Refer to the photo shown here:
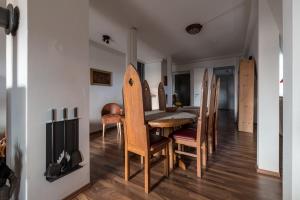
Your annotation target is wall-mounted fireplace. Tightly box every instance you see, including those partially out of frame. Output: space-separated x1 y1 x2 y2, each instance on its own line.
45 108 83 182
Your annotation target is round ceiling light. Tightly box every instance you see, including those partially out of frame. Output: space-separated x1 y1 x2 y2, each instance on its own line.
185 23 203 35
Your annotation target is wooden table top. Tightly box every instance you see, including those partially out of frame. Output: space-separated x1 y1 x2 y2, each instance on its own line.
145 110 197 128
177 106 200 115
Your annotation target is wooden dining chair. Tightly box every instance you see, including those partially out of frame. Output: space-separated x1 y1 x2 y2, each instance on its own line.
143 80 152 111
123 64 170 193
101 103 122 138
208 75 217 154
170 69 209 178
214 78 221 149
158 82 167 111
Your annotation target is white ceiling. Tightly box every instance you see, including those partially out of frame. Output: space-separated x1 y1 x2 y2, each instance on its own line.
89 0 251 64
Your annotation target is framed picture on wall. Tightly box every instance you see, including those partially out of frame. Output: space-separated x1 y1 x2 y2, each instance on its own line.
90 68 112 86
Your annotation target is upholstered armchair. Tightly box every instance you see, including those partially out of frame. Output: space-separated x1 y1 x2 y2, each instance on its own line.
101 103 122 138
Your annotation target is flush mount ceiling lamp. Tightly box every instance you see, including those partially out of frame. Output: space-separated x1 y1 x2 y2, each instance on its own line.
185 23 203 35
102 35 111 44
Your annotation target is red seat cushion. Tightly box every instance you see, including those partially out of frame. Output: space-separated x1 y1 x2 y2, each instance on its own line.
150 134 170 151
101 114 121 124
171 128 197 141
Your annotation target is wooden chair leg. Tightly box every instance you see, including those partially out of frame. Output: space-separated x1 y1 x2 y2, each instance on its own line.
178 144 182 157
164 145 169 177
169 140 174 170
197 146 202 178
202 144 207 169
119 123 122 136
208 135 213 154
116 123 119 135
125 150 130 181
144 154 150 193
102 123 106 138
117 123 121 136
215 130 218 149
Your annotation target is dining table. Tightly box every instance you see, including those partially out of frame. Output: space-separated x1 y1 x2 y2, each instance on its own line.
177 106 200 115
145 109 198 169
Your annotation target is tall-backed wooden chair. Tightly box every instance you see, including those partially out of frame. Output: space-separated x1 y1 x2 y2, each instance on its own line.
214 78 221 148
170 69 209 178
123 64 170 193
158 82 167 111
208 75 217 154
143 80 152 111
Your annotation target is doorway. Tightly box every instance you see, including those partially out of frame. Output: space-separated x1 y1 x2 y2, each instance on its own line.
214 66 235 110
173 73 191 106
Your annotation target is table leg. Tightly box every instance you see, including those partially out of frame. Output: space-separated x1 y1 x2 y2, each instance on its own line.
160 127 175 171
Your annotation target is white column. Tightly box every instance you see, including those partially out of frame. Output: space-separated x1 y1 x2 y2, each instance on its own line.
283 0 300 199
126 27 137 68
145 61 163 110
166 56 173 106
6 1 28 199
257 0 279 174
0 1 6 134
6 0 90 199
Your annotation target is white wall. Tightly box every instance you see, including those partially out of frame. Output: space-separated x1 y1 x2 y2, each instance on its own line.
247 23 258 60
174 56 240 118
267 0 283 36
244 0 258 59
6 0 28 198
0 0 6 134
145 61 162 110
7 0 90 199
257 0 280 173
245 0 258 125
89 40 125 133
283 0 300 199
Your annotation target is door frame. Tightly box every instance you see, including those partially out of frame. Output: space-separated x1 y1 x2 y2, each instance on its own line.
213 66 238 120
172 71 192 106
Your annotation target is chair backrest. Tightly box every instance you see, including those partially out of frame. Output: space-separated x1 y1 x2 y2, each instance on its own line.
208 75 217 135
196 69 209 143
143 80 152 111
158 82 166 111
101 103 121 116
123 64 149 154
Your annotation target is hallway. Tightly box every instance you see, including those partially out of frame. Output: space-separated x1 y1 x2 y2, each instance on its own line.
74 111 282 200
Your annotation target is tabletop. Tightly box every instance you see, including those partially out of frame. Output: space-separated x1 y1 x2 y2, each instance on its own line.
145 110 197 128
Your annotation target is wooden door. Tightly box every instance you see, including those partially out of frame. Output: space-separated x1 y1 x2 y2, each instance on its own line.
238 59 255 133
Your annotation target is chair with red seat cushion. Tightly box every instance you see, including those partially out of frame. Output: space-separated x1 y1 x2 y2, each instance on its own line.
101 103 122 138
170 128 197 141
123 64 170 193
170 69 209 178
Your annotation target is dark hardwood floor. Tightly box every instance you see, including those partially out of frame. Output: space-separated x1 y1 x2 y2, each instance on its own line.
74 111 282 200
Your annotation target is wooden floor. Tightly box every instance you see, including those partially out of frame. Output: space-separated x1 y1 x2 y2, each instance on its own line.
74 111 282 200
